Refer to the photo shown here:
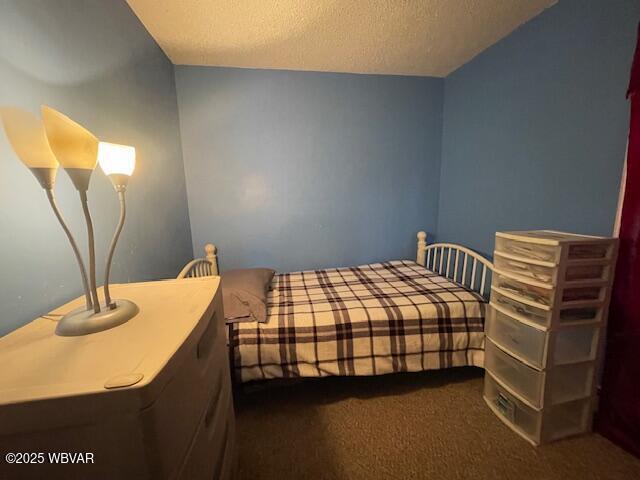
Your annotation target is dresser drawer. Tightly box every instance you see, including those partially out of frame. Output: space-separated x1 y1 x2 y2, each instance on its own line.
485 339 544 407
491 290 603 329
484 372 541 441
495 236 561 263
495 234 611 264
494 272 607 309
491 289 550 327
485 339 595 408
178 370 233 480
486 307 601 369
486 307 547 367
493 253 556 283
493 272 554 307
494 253 609 285
140 307 222 479
484 373 592 445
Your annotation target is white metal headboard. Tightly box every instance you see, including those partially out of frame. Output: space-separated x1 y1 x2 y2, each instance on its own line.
177 244 219 279
178 233 493 298
416 231 494 299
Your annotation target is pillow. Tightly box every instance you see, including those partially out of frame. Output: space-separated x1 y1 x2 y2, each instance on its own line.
221 268 275 323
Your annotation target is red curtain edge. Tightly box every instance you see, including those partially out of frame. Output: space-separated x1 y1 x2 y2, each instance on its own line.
595 21 640 458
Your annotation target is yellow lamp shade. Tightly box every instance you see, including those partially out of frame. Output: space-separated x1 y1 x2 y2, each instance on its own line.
0 107 59 169
41 105 98 170
98 142 136 176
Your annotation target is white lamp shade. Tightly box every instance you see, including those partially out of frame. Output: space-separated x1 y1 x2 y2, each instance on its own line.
41 105 98 170
0 107 59 169
98 142 136 176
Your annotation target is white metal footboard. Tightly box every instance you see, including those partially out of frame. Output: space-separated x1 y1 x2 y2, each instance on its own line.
416 231 494 299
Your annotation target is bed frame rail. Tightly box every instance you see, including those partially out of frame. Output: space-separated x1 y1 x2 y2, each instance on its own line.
416 231 493 299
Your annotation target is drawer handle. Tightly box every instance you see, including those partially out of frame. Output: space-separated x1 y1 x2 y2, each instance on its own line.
507 334 520 345
495 393 515 422
197 312 216 360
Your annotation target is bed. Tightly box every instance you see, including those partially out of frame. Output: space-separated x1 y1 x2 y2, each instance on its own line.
181 232 494 383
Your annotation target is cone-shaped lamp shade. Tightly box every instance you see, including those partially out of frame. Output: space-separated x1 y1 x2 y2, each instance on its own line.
41 105 98 191
0 107 59 188
98 142 136 176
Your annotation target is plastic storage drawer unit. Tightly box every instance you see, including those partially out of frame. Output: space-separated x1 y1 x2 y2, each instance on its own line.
485 230 617 446
485 339 595 409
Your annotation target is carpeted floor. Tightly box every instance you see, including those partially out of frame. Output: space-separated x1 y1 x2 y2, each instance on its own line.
234 368 640 480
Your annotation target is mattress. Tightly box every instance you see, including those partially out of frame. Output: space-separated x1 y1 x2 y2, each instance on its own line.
229 260 487 383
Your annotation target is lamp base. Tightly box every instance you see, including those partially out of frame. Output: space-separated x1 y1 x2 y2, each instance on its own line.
55 299 139 337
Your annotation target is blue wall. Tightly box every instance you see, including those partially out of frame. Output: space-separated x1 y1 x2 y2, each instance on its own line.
176 67 443 272
3 0 637 336
0 1 193 335
438 0 640 257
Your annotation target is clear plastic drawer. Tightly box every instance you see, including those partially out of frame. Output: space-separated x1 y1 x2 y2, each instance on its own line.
494 254 609 285
491 290 603 328
484 373 540 441
484 373 592 445
485 340 595 408
495 233 613 264
494 272 606 308
493 272 554 306
494 254 556 283
495 237 560 263
485 307 600 368
485 340 544 406
486 307 547 367
491 290 551 327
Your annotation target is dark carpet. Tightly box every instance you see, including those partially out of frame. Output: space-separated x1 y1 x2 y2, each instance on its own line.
235 368 640 480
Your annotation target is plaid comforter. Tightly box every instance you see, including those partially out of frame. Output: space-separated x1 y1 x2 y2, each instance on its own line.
230 260 487 383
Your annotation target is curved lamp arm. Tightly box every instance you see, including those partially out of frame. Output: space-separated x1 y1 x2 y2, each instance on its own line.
45 189 93 311
103 190 126 309
79 190 101 313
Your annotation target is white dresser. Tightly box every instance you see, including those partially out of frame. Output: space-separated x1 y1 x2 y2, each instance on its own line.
483 230 617 445
0 277 235 479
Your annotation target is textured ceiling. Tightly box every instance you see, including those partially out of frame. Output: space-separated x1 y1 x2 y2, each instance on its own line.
126 0 556 77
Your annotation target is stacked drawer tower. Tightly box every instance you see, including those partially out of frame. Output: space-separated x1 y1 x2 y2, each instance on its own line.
483 230 618 445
